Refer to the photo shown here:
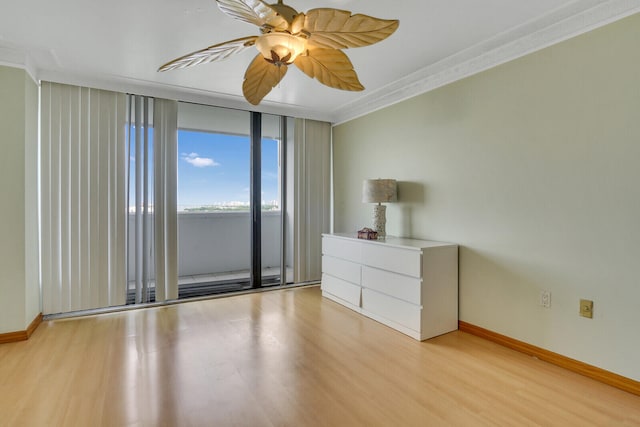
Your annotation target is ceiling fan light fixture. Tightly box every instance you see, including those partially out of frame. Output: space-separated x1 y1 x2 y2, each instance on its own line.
159 0 399 105
255 32 307 65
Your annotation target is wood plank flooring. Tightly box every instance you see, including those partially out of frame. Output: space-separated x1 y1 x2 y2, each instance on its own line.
1 285 639 426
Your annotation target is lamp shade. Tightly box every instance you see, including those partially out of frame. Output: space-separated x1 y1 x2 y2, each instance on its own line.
255 32 308 65
362 179 397 203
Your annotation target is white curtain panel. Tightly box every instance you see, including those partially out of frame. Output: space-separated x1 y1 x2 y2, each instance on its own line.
153 99 179 301
40 82 127 314
293 118 331 283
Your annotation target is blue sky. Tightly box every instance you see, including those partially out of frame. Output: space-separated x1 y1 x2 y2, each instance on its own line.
177 130 279 209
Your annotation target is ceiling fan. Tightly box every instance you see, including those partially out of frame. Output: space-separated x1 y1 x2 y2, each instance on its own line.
158 0 399 105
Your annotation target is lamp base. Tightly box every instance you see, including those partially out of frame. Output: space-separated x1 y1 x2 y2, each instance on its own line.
372 204 387 238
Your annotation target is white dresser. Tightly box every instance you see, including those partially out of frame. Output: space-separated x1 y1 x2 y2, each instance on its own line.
321 233 458 340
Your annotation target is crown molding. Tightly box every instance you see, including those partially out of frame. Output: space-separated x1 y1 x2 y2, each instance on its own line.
0 49 38 84
331 0 640 125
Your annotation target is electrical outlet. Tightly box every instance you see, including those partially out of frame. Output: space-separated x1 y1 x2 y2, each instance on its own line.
539 290 551 308
580 299 593 318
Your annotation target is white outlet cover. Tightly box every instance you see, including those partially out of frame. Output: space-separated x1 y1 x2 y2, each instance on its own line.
540 290 551 308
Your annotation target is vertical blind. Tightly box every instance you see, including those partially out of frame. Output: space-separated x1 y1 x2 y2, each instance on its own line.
128 95 154 304
40 81 328 314
152 98 179 301
40 82 127 314
127 96 178 304
293 118 332 283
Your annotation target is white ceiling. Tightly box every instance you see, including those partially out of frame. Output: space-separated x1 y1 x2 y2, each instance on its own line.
1 0 638 123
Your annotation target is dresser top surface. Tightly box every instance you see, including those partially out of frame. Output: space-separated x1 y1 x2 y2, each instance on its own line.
323 233 457 250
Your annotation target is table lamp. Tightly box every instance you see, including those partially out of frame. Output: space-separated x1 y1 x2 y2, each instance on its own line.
362 179 397 238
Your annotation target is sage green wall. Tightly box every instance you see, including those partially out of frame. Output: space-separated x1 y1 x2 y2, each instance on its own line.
0 65 40 333
333 14 640 381
24 68 40 325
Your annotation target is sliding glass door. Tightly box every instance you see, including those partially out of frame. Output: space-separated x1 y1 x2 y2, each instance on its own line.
260 114 294 285
174 103 291 297
125 100 293 303
176 104 249 296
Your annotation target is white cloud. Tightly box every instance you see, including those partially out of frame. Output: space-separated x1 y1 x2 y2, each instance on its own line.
182 152 219 168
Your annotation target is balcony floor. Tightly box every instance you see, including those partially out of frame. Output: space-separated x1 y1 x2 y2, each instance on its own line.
127 267 293 303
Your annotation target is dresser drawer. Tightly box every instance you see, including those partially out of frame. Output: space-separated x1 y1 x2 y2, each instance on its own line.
321 274 361 307
322 236 362 264
323 255 361 285
361 288 421 332
361 266 421 304
361 244 421 277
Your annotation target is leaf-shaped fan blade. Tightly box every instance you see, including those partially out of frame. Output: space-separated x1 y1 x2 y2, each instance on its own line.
158 36 258 71
290 13 306 35
304 9 399 50
243 54 288 105
294 48 364 91
216 0 288 31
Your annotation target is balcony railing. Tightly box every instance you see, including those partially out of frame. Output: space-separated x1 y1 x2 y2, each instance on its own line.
127 211 286 285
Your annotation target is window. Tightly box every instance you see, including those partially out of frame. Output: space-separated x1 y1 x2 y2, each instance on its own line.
176 130 281 213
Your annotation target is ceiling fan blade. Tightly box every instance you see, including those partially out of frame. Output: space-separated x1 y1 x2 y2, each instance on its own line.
304 9 399 49
158 36 258 71
294 48 364 92
290 12 306 35
216 0 288 31
243 54 288 105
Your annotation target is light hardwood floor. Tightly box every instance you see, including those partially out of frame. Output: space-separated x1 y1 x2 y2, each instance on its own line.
1 286 639 426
